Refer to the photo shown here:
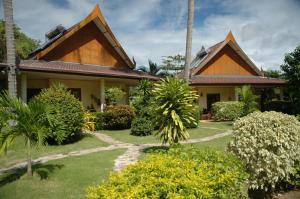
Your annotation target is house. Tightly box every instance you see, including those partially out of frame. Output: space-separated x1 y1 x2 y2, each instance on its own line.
0 5 157 111
189 31 285 112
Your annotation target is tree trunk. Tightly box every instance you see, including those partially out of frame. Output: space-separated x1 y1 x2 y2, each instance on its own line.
184 0 194 81
3 0 17 97
27 138 33 177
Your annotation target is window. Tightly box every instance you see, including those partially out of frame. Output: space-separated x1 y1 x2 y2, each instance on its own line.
68 88 81 101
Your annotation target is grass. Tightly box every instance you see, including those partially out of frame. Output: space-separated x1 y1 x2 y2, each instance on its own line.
100 121 232 145
0 134 108 168
0 149 124 199
192 135 233 151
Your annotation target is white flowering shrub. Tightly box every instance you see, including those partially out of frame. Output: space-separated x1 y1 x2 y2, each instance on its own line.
228 111 300 190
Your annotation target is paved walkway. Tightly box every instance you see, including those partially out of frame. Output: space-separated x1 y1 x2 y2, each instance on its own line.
0 130 232 174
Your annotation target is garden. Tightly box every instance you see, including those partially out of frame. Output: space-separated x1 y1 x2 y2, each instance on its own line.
0 77 299 199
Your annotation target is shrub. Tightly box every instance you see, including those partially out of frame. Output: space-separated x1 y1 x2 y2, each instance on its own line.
102 105 135 130
264 100 293 114
94 112 104 131
130 117 154 136
212 101 244 121
153 77 198 144
288 159 300 188
87 146 248 199
34 84 84 144
105 87 125 105
228 111 300 191
185 104 202 128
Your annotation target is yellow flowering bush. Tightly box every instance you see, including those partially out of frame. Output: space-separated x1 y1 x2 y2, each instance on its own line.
228 111 300 191
86 147 248 199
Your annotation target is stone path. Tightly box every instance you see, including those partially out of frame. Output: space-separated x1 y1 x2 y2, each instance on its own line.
0 130 232 175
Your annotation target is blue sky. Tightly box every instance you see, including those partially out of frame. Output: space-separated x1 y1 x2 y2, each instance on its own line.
1 0 300 70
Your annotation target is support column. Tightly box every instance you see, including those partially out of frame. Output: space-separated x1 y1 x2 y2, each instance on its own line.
100 79 105 112
234 86 239 101
21 73 27 102
279 87 284 100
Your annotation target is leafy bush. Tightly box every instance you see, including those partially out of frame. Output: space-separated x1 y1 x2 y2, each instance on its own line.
103 105 135 130
288 159 300 188
87 146 248 199
130 117 154 136
153 77 198 144
228 111 300 191
34 84 84 144
264 100 293 114
185 104 202 128
82 111 96 132
105 87 125 105
94 112 104 131
212 101 244 121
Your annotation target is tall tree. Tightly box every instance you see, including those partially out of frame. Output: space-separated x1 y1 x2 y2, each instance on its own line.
3 0 17 96
0 92 49 177
281 45 300 114
184 0 194 81
161 54 185 75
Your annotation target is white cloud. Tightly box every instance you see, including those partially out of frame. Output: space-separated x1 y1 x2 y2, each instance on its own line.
1 0 299 70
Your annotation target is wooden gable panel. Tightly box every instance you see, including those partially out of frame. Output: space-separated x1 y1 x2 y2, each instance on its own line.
42 22 127 68
197 45 258 76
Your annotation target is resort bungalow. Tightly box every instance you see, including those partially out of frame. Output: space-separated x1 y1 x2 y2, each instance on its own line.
189 32 285 112
0 5 157 111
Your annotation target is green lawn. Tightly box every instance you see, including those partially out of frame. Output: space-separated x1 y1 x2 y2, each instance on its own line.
0 149 124 199
100 121 232 145
0 134 108 168
192 135 233 151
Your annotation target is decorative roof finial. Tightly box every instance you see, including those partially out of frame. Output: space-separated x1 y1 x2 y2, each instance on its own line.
225 30 236 43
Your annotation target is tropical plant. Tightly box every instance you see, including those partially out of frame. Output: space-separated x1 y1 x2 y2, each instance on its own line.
228 111 300 192
105 87 125 105
0 92 49 177
153 77 198 144
136 60 163 76
160 54 185 75
236 85 258 116
87 147 248 199
130 116 153 136
34 83 85 144
281 45 300 114
184 0 194 80
82 111 96 132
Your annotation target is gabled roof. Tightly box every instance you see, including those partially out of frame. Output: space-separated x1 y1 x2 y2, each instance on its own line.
30 5 134 68
191 31 263 76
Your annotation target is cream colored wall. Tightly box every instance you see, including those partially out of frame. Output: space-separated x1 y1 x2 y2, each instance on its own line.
196 86 235 109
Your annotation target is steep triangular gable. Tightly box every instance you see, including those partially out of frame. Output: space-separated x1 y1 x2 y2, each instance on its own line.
192 32 262 76
33 5 134 68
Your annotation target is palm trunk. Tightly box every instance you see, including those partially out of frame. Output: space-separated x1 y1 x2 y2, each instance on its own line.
27 138 33 177
3 0 17 96
184 0 194 81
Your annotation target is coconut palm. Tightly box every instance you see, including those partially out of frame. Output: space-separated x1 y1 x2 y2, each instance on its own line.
184 0 194 81
0 92 49 177
236 85 258 116
3 0 17 96
153 77 198 144
136 60 164 76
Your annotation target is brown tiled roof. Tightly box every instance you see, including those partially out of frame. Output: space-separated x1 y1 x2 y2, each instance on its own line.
19 60 159 80
190 75 286 86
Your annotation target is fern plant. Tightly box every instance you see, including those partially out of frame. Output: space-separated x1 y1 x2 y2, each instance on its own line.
153 77 198 144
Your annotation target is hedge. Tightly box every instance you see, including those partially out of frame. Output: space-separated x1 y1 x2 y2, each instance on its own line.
212 101 244 121
102 105 135 130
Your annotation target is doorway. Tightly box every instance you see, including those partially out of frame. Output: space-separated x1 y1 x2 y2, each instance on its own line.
207 93 220 112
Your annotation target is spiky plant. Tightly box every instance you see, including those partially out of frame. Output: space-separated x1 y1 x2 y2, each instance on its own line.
0 92 49 177
236 85 258 116
153 77 198 144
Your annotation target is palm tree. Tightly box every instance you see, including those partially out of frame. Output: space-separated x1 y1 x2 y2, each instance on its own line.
3 0 17 96
137 60 163 76
184 0 194 81
0 92 48 177
236 85 258 116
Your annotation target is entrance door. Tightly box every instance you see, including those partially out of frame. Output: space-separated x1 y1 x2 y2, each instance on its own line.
207 93 220 112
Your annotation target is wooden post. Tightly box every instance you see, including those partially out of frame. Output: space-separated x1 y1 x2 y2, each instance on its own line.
21 73 27 102
100 79 105 112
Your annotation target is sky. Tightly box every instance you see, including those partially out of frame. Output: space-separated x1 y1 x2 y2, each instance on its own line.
0 0 299 70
